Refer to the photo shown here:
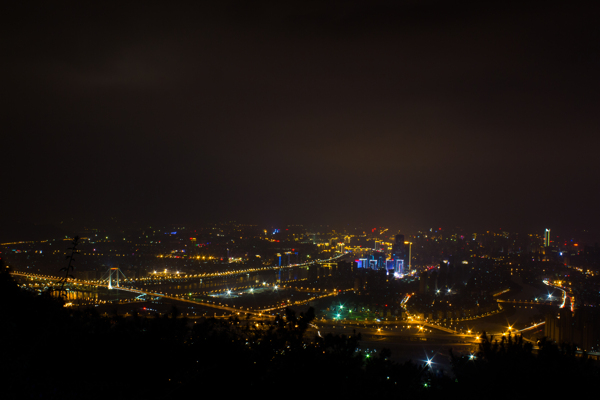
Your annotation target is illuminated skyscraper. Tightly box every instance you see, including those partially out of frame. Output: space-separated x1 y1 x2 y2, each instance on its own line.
391 234 408 274
545 229 551 247
391 234 405 260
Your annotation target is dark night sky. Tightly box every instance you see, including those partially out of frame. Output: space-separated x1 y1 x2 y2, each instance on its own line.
2 1 599 235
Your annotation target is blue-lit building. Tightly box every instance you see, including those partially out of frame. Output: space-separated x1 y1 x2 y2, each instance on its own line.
356 252 386 270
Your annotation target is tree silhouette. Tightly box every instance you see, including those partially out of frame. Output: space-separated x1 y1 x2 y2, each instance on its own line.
58 236 79 290
450 331 600 398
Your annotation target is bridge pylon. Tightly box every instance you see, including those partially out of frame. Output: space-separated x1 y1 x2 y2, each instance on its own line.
101 267 127 289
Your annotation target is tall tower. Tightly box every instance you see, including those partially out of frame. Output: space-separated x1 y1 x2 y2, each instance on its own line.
392 234 405 260
545 229 551 247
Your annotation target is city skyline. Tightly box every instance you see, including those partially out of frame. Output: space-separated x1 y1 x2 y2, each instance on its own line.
1 218 598 247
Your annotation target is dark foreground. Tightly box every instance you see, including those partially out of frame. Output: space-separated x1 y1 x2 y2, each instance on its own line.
1 266 598 400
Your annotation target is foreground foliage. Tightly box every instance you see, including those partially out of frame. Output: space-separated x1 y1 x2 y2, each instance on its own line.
451 331 600 397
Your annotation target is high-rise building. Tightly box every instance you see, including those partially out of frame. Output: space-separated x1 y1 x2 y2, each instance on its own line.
395 259 405 275
387 259 405 275
390 234 409 275
545 229 551 247
391 234 405 260
386 259 395 271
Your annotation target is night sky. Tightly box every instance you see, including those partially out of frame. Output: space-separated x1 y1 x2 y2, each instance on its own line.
3 1 599 235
